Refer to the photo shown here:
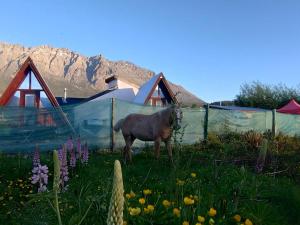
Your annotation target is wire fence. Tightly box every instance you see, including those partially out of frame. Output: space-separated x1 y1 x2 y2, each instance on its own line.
0 98 299 152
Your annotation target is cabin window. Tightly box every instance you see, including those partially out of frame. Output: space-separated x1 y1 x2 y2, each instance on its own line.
19 73 30 89
25 94 36 107
31 73 43 89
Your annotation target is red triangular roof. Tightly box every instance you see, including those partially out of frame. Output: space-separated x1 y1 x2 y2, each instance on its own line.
0 57 59 107
133 72 178 105
277 99 300 114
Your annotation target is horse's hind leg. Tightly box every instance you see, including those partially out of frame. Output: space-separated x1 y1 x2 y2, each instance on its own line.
122 146 126 160
154 138 161 159
124 135 135 163
165 139 174 164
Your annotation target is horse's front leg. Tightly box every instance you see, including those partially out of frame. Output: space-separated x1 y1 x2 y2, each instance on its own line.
124 135 135 163
154 138 161 159
165 139 173 164
122 146 126 161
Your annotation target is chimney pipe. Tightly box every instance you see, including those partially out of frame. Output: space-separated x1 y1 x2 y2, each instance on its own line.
64 88 67 102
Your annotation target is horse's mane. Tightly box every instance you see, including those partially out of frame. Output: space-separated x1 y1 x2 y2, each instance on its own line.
154 106 176 126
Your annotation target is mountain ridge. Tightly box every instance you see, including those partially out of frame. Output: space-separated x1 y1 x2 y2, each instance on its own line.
0 42 205 106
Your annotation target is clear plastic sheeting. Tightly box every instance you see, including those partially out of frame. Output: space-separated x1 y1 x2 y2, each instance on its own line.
72 98 112 149
180 108 205 144
0 106 76 152
1 99 300 153
208 109 273 134
277 112 300 136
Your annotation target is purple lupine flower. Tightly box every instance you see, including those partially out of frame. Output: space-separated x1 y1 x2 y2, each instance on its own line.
31 164 49 192
76 136 82 159
66 136 74 152
81 142 89 164
69 148 76 168
33 145 40 167
58 145 69 190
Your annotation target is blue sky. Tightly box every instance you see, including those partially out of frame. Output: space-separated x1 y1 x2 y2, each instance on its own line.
0 0 300 103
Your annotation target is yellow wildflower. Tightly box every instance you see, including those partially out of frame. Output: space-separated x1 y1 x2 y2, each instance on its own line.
208 208 217 217
233 214 241 222
139 198 146 205
182 221 189 225
125 193 131 199
198 215 205 223
129 190 136 198
173 207 180 217
143 189 152 195
209 218 215 224
147 204 154 211
144 204 154 214
191 172 197 178
245 219 253 225
129 207 141 216
162 200 171 208
176 179 185 186
184 197 194 205
195 223 201 225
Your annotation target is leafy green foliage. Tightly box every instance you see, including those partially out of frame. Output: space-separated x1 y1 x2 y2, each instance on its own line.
234 81 300 109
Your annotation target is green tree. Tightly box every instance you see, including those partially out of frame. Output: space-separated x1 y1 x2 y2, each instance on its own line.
234 81 300 109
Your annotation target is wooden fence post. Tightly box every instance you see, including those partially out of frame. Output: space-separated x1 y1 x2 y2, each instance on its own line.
111 98 115 152
272 109 276 137
204 104 209 142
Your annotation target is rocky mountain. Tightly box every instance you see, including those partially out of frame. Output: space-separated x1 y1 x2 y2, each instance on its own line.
0 42 205 106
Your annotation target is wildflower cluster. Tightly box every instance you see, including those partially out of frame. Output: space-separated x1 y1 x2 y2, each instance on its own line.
81 142 89 164
67 137 76 168
31 146 48 192
31 164 49 192
123 170 255 225
58 145 69 190
66 136 89 166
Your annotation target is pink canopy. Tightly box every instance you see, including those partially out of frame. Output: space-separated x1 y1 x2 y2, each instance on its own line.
277 99 300 115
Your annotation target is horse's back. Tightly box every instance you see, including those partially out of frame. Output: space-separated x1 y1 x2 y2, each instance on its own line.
122 113 156 140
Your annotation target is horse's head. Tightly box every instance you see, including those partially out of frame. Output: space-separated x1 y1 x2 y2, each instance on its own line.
170 105 183 130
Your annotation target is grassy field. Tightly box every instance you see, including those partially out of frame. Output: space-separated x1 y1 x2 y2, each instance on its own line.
0 139 300 225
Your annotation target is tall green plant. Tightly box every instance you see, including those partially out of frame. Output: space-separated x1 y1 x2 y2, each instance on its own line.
53 150 63 225
107 160 124 225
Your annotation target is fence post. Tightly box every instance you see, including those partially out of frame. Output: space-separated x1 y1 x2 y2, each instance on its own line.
272 109 276 137
204 104 209 142
111 98 115 152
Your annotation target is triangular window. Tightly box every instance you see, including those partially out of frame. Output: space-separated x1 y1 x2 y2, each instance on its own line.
31 71 42 89
19 72 30 89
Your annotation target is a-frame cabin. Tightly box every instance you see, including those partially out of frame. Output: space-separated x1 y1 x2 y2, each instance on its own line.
0 57 63 126
133 73 178 106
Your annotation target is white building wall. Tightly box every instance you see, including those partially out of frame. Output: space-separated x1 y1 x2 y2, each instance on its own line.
117 80 139 95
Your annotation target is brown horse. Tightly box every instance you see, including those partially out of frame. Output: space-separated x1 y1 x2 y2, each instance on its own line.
114 105 182 163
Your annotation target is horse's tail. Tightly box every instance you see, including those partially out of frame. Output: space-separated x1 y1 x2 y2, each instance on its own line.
114 119 125 132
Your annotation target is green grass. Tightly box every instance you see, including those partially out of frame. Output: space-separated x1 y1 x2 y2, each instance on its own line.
0 147 300 225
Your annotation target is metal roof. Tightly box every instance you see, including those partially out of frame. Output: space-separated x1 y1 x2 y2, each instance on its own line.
209 105 270 112
133 74 161 104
